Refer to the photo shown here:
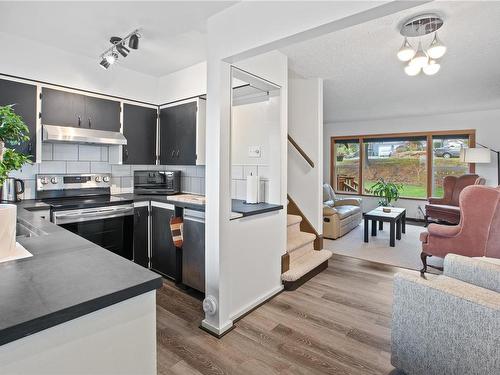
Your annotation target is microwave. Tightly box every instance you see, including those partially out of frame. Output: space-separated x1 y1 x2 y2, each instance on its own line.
134 170 181 195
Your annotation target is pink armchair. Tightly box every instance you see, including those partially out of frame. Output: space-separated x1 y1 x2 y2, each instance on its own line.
420 185 500 273
425 174 485 225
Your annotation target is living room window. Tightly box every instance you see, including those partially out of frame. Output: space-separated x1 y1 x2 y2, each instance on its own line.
331 130 475 199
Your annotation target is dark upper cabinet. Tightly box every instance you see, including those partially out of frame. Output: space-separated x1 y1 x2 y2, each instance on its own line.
123 104 157 165
159 99 205 165
42 88 120 131
150 204 176 279
41 88 85 127
133 205 149 268
0 78 37 159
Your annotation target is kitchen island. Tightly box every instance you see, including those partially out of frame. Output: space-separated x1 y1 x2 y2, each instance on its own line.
0 203 162 374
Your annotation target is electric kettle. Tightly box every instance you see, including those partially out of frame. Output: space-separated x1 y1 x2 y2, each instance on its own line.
1 178 24 202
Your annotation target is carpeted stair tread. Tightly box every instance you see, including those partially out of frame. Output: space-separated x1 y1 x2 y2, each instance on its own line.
287 231 316 253
287 214 302 227
282 250 333 282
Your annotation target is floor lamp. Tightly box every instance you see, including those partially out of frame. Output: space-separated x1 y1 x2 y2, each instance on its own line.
460 144 500 185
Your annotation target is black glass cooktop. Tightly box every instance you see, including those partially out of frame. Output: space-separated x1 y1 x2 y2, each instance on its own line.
43 195 133 210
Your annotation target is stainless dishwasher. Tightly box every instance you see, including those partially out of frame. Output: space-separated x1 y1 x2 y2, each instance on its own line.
182 209 205 293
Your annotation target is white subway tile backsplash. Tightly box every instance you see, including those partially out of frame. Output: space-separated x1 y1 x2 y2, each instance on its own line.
78 145 102 161
181 176 190 193
100 147 109 162
231 180 237 198
53 144 78 161
196 166 205 178
121 176 133 189
90 162 112 173
20 179 36 200
66 161 91 174
232 165 243 179
190 177 202 194
257 165 270 180
243 165 257 178
9 162 39 179
110 177 121 194
235 180 246 200
39 161 66 174
111 164 131 176
184 166 197 177
42 143 53 161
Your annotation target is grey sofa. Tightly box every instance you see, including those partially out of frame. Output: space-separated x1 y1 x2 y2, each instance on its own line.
391 254 500 375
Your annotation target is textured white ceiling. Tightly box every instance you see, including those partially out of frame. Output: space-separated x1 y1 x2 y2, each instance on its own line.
0 1 236 77
280 1 500 123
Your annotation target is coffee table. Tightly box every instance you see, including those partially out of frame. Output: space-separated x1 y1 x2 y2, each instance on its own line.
363 207 406 247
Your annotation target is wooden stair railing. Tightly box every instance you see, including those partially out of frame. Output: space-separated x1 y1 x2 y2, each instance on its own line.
288 135 314 168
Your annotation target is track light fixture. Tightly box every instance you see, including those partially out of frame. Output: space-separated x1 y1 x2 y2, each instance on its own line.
397 14 446 77
98 29 141 70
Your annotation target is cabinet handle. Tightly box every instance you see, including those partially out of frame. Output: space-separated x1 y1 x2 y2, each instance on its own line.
124 147 129 160
78 116 81 127
176 150 180 158
88 118 91 128
171 150 175 158
28 142 33 154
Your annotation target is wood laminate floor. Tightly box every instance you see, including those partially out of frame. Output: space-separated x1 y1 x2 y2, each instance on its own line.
156 254 405 375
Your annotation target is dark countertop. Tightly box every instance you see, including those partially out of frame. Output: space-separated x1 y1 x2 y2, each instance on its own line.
114 193 283 218
0 201 162 346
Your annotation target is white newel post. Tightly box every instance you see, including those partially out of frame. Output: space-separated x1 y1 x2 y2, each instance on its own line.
0 204 16 259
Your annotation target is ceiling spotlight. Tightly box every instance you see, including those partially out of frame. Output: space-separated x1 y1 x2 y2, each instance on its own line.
128 33 139 49
427 32 447 59
423 59 441 75
99 58 110 70
116 43 130 57
397 37 415 62
404 63 421 76
409 41 428 69
105 52 118 65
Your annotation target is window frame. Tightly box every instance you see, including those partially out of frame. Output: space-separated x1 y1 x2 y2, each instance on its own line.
330 129 476 200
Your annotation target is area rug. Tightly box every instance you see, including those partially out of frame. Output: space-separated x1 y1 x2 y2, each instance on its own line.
324 222 443 272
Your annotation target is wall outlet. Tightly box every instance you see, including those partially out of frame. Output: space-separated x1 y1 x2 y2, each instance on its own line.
248 146 262 158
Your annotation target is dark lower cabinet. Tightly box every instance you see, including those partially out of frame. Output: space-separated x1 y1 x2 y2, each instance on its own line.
123 104 157 164
133 205 149 268
150 204 176 279
182 210 205 292
0 78 37 159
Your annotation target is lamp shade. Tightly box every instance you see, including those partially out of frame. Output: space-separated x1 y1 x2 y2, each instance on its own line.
460 148 491 163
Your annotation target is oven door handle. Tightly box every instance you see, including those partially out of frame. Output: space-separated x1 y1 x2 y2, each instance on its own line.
53 206 134 225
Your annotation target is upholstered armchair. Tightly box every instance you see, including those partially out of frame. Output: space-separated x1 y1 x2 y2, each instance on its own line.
425 174 485 225
323 184 362 239
420 185 500 272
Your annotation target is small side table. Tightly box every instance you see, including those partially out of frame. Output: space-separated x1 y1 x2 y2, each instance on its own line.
363 207 406 247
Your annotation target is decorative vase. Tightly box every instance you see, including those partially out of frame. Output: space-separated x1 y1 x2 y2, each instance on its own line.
0 204 16 259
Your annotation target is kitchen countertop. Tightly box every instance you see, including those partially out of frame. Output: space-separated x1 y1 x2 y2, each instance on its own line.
114 193 283 218
0 201 162 346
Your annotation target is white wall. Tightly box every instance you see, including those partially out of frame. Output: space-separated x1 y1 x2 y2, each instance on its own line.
288 77 323 233
324 108 500 218
156 62 207 104
0 32 157 103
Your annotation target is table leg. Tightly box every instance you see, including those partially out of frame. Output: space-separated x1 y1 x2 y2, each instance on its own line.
364 218 369 243
396 219 402 240
402 212 406 234
379 221 384 230
371 220 377 236
390 221 396 247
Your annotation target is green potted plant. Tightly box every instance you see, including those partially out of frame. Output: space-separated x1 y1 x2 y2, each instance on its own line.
0 104 31 186
366 178 403 207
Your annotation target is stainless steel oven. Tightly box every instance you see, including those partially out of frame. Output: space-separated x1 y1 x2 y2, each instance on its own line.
36 173 135 261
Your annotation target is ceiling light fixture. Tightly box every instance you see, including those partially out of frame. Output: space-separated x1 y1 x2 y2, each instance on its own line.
398 14 446 77
98 29 141 70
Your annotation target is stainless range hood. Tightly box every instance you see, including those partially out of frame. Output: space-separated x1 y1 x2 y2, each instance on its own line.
42 124 127 145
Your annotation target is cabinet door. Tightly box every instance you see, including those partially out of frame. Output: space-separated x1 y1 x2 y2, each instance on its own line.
133 206 149 268
41 88 85 127
123 104 157 165
182 214 205 292
0 79 37 158
84 96 121 131
150 205 176 278
175 102 197 165
159 107 178 165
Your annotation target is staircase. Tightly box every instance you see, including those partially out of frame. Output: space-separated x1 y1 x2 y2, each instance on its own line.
282 214 332 290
